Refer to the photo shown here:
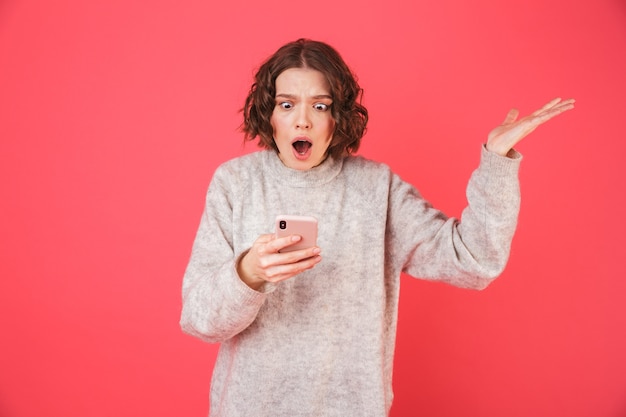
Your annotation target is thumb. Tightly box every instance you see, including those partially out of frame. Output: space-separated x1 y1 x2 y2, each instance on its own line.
502 108 520 125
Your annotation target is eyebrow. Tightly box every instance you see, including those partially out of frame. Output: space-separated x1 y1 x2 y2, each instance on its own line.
275 93 333 100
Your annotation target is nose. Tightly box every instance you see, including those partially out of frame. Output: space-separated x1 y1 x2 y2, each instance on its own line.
295 107 311 129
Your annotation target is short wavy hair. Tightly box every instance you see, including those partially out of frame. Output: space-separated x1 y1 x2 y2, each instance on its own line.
242 39 368 160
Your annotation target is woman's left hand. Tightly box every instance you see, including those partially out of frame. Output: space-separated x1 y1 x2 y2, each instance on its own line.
487 98 575 156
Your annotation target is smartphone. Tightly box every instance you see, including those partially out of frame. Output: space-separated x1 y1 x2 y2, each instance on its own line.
275 215 318 253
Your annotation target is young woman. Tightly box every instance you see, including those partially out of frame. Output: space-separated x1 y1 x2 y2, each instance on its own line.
180 38 574 417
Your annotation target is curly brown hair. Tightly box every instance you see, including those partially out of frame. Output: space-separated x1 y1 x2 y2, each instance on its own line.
242 39 368 160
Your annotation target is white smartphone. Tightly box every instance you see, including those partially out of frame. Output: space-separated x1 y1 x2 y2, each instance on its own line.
275 215 318 253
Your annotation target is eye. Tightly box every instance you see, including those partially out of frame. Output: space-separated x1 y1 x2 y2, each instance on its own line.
279 102 293 110
314 103 329 111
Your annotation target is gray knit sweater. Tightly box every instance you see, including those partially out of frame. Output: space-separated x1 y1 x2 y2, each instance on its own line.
180 146 521 417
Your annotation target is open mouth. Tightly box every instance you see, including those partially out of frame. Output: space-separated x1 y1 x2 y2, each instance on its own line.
292 140 312 155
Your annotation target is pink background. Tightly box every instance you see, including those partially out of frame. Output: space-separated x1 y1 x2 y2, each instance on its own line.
1 0 625 416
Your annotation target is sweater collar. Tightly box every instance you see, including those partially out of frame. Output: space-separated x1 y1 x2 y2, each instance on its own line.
262 150 343 187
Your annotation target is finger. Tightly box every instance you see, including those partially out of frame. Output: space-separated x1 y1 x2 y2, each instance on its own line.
529 100 576 125
531 97 575 117
558 98 576 106
502 108 519 125
539 97 562 110
257 241 314 272
255 234 275 244
269 234 303 253
264 254 322 283
253 234 280 256
550 98 576 113
282 246 321 262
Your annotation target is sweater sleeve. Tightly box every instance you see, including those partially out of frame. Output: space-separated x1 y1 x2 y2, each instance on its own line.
391 145 522 289
179 165 268 343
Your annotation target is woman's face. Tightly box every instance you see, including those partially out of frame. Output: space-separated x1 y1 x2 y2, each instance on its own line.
270 68 336 170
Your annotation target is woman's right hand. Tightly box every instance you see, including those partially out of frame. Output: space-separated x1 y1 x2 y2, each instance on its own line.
236 234 322 290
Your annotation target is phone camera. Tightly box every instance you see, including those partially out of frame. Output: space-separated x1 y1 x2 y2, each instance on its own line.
279 220 287 230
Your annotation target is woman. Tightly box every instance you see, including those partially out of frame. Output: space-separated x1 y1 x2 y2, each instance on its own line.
180 38 574 416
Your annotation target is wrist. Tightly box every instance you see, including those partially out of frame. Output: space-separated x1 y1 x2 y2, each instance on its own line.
485 142 513 158
236 250 265 291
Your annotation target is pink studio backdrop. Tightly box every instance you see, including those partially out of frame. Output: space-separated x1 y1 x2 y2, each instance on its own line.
1 0 625 416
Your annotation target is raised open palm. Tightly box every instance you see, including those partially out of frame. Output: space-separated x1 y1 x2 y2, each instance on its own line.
487 98 575 156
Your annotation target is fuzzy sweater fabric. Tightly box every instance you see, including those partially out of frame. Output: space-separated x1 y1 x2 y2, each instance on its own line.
180 146 522 417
